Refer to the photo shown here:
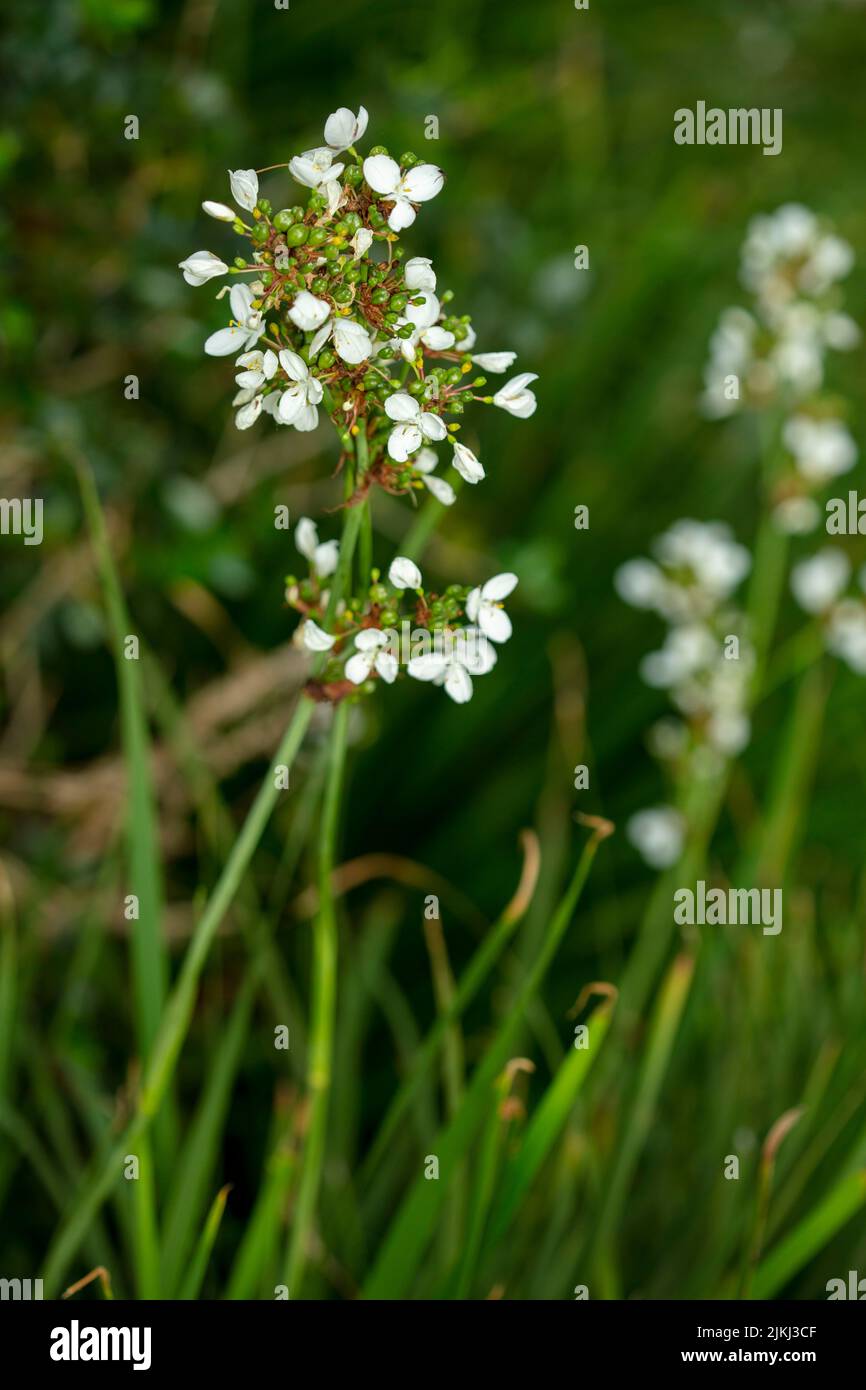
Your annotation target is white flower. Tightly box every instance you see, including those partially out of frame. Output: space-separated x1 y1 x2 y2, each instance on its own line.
235 348 278 390
827 600 866 674
202 200 236 222
228 169 259 213
288 292 373 364
452 441 484 484
324 105 369 151
615 558 667 611
391 291 454 361
626 807 685 870
295 517 339 577
179 250 229 286
640 625 718 689
791 549 851 614
315 317 374 365
653 520 751 606
276 349 323 431
414 448 455 506
471 351 517 373
345 628 397 685
783 415 858 484
492 372 538 418
384 392 447 461
466 573 518 643
388 556 422 590
404 256 437 291
288 290 331 332
302 619 336 652
289 147 345 190
407 628 497 704
351 228 374 259
204 283 264 356
363 155 444 231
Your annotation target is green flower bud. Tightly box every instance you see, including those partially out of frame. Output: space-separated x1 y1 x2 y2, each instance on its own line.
322 244 340 261
399 151 418 168
286 224 309 246
333 285 353 305
310 276 328 294
260 271 273 287
380 608 398 626
397 324 414 339
258 198 272 216
343 212 362 231
388 293 408 312
344 165 363 186
318 350 336 369
251 222 269 244
370 583 388 604
273 209 298 232
368 208 386 229
308 226 328 246
368 145 389 157
370 288 389 305
233 256 247 269
450 399 464 414
345 264 362 284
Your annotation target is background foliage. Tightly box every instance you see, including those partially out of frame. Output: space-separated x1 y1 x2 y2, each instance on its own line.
2 0 866 1299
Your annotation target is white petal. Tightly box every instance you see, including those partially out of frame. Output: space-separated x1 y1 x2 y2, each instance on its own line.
387 198 416 232
355 627 389 651
458 629 497 675
278 348 309 382
479 604 512 643
375 651 398 683
404 257 437 291
387 423 423 462
324 105 368 150
423 326 455 350
277 384 305 423
389 556 423 590
235 396 262 430
313 540 339 577
179 250 229 286
289 291 330 332
406 291 440 332
293 403 320 432
352 228 374 259
443 662 473 703
419 412 447 442
229 282 254 322
471 351 517 372
422 475 456 506
345 652 373 684
402 164 444 203
303 620 336 651
482 572 519 602
295 518 318 561
466 588 481 622
413 446 438 474
384 391 420 423
202 201 236 222
229 168 259 212
333 319 373 364
452 442 485 483
288 156 321 188
205 326 248 356
407 652 447 681
363 154 401 195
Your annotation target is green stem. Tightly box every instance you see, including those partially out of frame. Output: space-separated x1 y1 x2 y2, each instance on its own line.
285 699 350 1294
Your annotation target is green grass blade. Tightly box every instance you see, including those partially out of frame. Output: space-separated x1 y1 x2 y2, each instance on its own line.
753 1170 866 1299
178 1185 231 1300
362 821 610 1298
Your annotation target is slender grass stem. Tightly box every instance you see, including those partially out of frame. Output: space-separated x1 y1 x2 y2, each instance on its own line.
285 699 350 1294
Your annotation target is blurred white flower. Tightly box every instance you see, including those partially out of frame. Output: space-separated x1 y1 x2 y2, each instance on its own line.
295 517 339 577
626 807 685 870
302 620 336 652
471 351 517 373
783 415 858 484
791 549 851 613
413 448 455 505
827 600 866 674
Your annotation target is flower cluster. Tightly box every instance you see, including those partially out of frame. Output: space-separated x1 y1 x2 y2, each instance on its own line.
286 518 517 705
790 549 866 674
701 204 860 536
180 106 538 706
179 105 536 498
